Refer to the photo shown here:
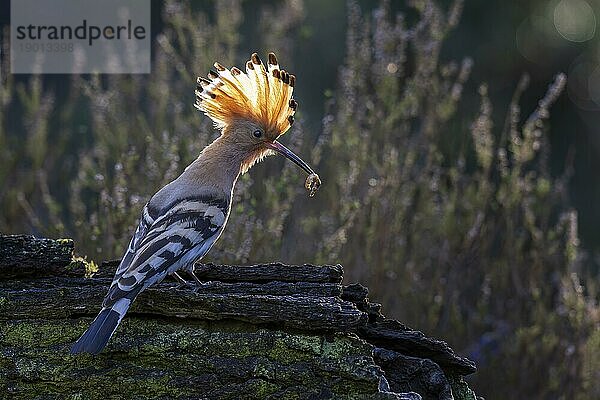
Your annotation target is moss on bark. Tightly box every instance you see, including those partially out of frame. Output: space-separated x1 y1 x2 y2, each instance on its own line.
1 318 393 399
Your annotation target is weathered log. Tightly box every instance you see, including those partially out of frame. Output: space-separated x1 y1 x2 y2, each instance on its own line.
0 278 365 332
360 320 477 376
374 348 453 400
342 284 476 376
0 235 478 400
192 262 344 283
2 318 402 399
98 260 344 283
0 235 73 278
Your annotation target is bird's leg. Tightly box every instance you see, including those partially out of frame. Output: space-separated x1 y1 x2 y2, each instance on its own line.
190 268 204 285
184 262 204 286
170 271 189 288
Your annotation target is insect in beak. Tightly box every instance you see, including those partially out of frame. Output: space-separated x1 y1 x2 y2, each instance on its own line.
265 140 322 196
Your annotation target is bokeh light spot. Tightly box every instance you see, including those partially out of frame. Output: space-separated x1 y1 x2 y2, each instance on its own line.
516 16 556 64
553 0 596 42
567 59 600 110
589 65 600 105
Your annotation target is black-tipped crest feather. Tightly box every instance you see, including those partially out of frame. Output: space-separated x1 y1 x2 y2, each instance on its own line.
194 52 297 135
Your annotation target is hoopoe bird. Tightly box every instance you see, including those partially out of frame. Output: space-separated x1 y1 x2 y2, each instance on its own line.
71 52 320 354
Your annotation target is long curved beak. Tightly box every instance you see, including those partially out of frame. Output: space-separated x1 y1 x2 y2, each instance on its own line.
265 140 315 175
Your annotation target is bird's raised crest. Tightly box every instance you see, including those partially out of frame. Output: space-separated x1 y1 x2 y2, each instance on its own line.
194 52 297 137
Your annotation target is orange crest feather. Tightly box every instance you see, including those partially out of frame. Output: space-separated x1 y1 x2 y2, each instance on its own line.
194 52 297 137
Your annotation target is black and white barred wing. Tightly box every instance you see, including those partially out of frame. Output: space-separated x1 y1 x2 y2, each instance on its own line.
104 196 228 308
71 196 228 354
113 204 156 282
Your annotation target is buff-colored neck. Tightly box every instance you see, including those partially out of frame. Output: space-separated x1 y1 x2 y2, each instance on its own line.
181 134 245 197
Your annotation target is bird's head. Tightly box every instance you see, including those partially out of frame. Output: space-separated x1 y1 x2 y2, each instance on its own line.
194 52 317 180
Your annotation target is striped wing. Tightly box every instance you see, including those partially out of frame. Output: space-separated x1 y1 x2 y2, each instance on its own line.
102 196 228 309
113 204 156 282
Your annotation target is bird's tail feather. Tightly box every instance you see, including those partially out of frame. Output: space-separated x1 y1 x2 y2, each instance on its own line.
70 298 131 355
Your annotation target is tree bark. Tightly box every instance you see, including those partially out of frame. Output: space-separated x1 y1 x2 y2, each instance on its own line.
0 235 74 278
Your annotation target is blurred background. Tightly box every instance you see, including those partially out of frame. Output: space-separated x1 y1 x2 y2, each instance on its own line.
1 0 599 398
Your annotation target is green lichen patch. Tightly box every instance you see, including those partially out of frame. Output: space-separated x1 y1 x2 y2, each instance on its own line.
67 256 99 278
1 317 387 399
448 375 478 400
268 333 321 364
321 333 373 358
1 320 81 347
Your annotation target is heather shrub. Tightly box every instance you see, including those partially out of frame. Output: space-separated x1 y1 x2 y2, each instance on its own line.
299 2 598 397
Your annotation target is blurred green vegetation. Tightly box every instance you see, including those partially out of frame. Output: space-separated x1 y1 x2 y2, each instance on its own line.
1 0 599 398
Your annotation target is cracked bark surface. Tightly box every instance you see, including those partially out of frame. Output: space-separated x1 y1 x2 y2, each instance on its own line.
0 234 477 400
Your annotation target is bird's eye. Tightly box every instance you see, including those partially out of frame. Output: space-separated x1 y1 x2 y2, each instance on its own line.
253 129 263 138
